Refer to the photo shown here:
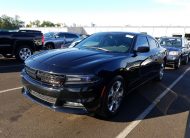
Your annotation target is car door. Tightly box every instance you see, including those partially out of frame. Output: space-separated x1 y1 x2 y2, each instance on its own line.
147 36 162 74
54 33 66 48
64 33 79 44
134 35 154 81
0 32 13 53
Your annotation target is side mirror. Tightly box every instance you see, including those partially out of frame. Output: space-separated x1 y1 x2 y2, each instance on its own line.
55 35 59 38
135 46 150 53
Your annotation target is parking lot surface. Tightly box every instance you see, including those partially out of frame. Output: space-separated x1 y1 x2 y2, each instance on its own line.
0 57 190 138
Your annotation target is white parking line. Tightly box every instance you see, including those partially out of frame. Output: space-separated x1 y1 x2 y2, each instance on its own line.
0 87 22 94
116 67 190 138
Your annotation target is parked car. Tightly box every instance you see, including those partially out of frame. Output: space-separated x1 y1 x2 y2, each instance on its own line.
44 32 80 49
21 32 166 118
66 35 89 48
159 37 190 69
0 30 44 62
44 32 56 39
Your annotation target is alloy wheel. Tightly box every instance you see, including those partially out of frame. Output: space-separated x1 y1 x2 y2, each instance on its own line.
19 48 32 61
107 80 124 113
159 63 164 80
177 58 181 68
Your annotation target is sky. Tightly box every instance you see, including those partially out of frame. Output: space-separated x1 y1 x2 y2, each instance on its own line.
0 0 190 26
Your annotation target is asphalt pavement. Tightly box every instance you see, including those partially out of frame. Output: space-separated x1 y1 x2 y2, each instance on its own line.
0 57 190 138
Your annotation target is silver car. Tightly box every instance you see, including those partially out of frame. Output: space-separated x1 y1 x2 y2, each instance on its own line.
44 32 80 49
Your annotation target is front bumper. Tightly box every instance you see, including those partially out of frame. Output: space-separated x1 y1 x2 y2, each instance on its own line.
166 55 179 65
21 71 102 115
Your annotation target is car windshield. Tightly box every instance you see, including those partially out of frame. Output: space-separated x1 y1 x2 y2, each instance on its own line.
75 33 134 53
160 38 182 47
44 32 55 38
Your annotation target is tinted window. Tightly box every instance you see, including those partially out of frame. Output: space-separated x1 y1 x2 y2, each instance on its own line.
76 33 134 53
160 38 182 47
136 36 149 47
65 34 78 39
147 37 158 49
57 33 65 38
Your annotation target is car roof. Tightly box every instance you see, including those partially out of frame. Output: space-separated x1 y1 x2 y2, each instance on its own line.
160 36 182 39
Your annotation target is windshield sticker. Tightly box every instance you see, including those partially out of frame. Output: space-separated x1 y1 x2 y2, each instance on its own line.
126 35 134 38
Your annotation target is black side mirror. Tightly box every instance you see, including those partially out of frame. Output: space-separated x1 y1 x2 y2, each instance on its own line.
135 46 150 53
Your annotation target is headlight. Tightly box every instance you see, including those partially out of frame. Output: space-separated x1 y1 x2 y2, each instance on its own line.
36 71 65 86
168 51 179 56
65 75 100 84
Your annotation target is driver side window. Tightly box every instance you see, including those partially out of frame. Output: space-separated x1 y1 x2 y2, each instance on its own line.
135 36 149 47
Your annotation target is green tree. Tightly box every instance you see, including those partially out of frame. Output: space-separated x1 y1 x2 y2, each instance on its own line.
0 15 24 30
40 21 55 27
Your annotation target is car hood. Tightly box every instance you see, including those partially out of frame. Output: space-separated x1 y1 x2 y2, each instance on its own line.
25 48 127 73
163 46 181 51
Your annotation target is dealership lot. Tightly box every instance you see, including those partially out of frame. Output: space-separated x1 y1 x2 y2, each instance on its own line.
0 57 190 138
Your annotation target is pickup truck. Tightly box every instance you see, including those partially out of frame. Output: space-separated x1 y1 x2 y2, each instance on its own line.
0 30 44 62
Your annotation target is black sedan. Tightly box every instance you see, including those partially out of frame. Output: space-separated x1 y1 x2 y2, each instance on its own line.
21 32 166 118
159 37 190 69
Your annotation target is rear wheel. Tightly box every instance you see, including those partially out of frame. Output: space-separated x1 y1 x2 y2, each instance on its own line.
174 57 181 69
15 46 33 62
96 76 125 118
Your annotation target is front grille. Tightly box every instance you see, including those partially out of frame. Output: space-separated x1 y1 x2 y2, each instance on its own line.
25 66 66 87
25 66 37 79
29 89 57 104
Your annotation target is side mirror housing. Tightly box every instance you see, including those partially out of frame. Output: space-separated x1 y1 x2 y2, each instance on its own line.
135 46 150 53
55 35 59 38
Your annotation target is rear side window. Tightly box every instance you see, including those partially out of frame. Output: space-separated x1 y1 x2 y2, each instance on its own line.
135 36 149 47
65 34 78 39
147 37 158 49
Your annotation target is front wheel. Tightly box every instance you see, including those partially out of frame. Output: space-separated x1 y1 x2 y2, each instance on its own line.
15 46 33 62
174 57 181 69
155 63 164 81
183 55 189 65
45 43 54 50
96 76 125 118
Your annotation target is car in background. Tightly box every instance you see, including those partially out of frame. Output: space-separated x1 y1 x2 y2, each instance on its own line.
65 35 90 48
21 32 166 118
159 37 190 69
0 29 44 62
44 32 56 39
44 32 80 49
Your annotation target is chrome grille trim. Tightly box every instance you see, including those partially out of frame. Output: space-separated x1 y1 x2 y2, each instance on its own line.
29 89 57 104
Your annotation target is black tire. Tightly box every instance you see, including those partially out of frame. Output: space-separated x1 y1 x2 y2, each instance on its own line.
45 43 54 50
96 76 125 118
15 46 33 62
155 63 164 81
183 55 189 65
174 57 181 69
2 54 13 58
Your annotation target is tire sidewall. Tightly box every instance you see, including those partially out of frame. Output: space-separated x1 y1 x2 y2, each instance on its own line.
175 57 181 69
98 75 126 118
15 46 33 62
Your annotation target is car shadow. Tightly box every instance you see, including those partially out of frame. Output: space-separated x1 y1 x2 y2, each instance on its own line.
95 80 190 124
0 58 24 73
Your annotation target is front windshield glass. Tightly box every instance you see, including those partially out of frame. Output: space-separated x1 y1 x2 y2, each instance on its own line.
75 33 134 53
160 38 182 47
44 32 55 38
